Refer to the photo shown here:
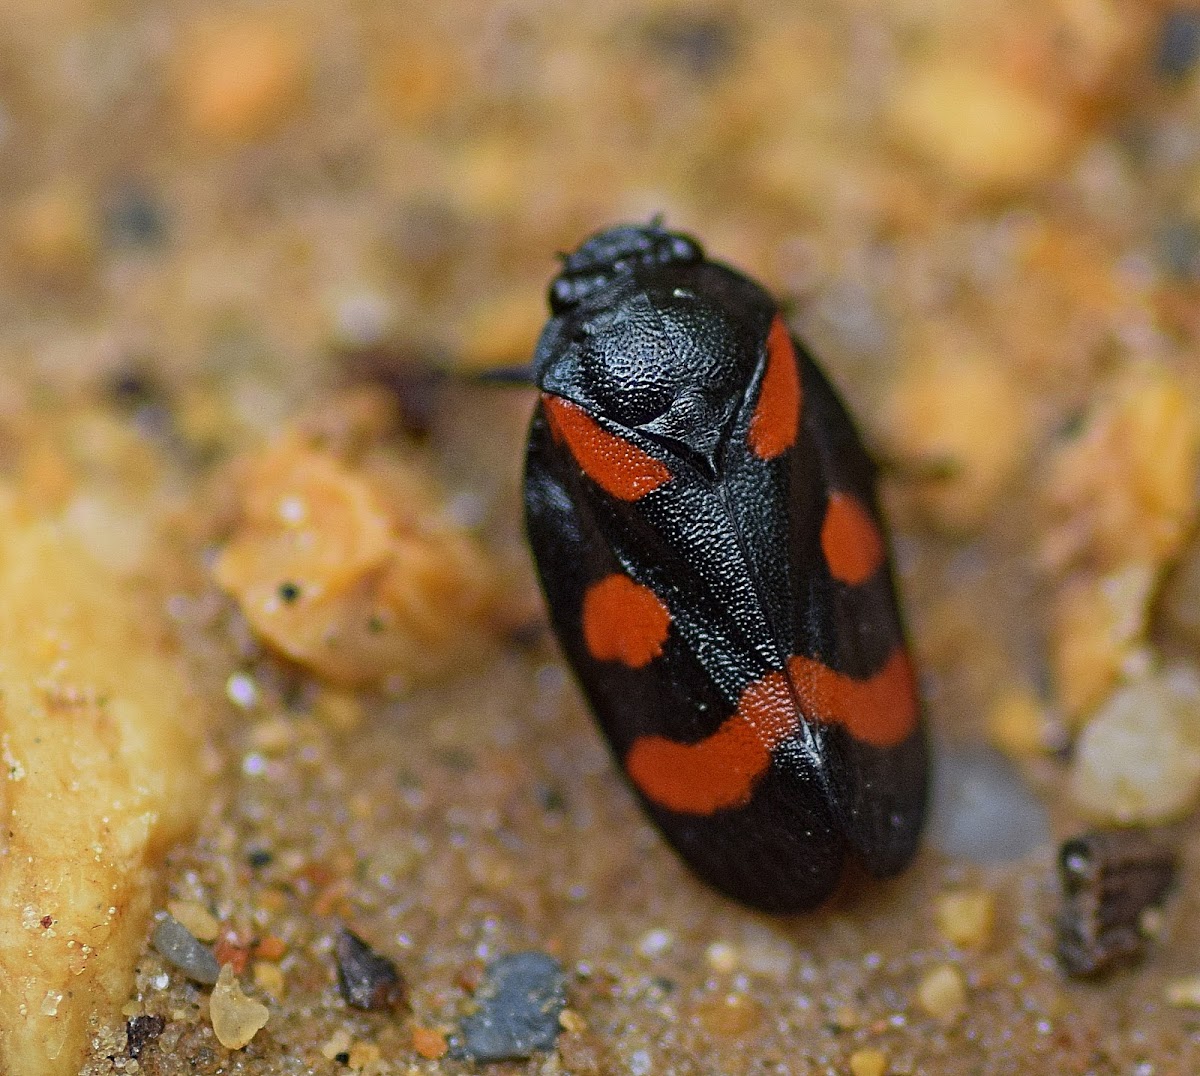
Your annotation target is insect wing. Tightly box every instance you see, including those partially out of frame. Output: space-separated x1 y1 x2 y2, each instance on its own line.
524 399 847 912
783 341 927 875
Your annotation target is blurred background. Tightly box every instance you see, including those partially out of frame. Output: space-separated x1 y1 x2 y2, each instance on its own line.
4 0 1194 406
4 0 1200 737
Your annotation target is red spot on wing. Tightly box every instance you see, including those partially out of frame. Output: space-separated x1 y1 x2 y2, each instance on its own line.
821 492 885 586
625 647 918 815
625 671 797 814
543 394 671 501
582 574 671 668
748 315 802 460
789 648 918 748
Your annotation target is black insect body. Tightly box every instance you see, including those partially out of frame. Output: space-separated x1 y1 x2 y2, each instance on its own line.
523 222 927 912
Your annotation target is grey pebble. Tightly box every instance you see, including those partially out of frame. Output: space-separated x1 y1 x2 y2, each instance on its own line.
926 745 1050 862
1158 10 1200 82
151 915 221 985
453 951 567 1063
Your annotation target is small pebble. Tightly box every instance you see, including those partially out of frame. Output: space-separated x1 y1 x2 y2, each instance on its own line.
348 1042 382 1069
934 889 996 949
705 940 740 974
453 951 567 1062
1056 829 1178 977
167 900 220 943
321 1029 353 1061
635 928 674 959
253 961 285 997
848 1047 889 1076
177 16 308 143
1051 565 1156 722
412 1026 449 1059
334 927 407 1011
152 915 221 985
927 746 1050 861
103 184 166 247
254 935 287 961
986 689 1048 757
209 965 269 1049
215 935 252 975
558 1008 588 1034
1165 976 1200 1007
915 964 967 1025
694 993 763 1036
1070 667 1200 824
125 1014 166 1060
1157 10 1200 81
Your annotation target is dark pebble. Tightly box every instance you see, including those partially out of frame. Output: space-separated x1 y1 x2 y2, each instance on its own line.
926 746 1050 862
1157 219 1200 279
1056 829 1178 978
645 12 740 79
535 782 568 814
104 184 167 247
107 364 160 410
126 1013 167 1060
334 927 407 1011
105 361 183 445
1157 10 1200 81
453 951 567 1063
151 915 221 985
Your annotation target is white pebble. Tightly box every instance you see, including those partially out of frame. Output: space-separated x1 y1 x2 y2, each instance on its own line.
635 928 674 959
1071 667 1200 823
225 672 259 710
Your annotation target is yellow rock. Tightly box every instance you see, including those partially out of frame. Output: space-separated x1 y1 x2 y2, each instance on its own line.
889 57 1070 194
848 1047 889 1076
934 889 996 949
1050 563 1156 721
915 963 968 1024
1042 364 1200 573
986 688 1049 757
0 498 209 1076
214 432 496 687
210 965 269 1050
177 16 308 143
167 900 220 943
882 330 1031 531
